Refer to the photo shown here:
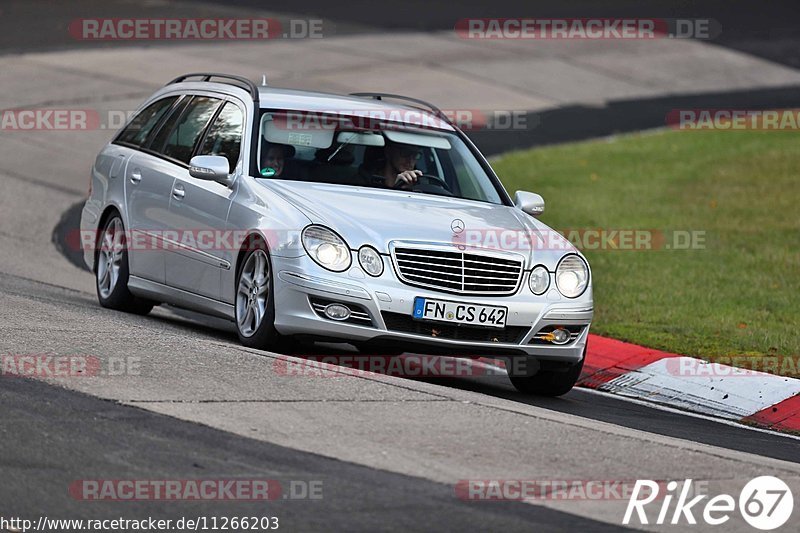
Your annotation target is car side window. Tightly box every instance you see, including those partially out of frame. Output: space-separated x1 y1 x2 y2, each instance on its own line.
115 96 178 147
152 96 222 165
197 102 244 172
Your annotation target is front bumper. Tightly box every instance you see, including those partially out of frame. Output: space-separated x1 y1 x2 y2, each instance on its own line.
270 254 593 364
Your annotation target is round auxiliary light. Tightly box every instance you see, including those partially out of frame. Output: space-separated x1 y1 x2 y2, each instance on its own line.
324 303 351 321
551 328 571 345
358 246 384 277
528 265 550 295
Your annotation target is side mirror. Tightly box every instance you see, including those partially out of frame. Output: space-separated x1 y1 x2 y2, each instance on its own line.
189 155 232 186
514 191 545 217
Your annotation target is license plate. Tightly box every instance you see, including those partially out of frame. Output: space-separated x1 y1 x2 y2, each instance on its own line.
412 297 507 328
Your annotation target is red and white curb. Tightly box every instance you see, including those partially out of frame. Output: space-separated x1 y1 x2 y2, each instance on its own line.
578 335 800 433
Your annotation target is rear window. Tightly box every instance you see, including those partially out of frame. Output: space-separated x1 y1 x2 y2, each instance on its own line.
115 96 178 147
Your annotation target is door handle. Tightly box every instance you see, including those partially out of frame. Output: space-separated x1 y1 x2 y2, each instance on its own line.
172 185 185 199
130 169 142 184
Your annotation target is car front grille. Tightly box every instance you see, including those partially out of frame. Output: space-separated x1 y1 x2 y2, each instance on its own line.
392 246 523 295
381 312 528 344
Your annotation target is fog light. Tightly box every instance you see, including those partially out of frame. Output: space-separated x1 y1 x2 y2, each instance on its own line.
551 328 571 345
324 303 351 321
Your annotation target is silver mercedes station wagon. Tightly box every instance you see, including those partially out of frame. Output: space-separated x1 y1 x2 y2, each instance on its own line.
81 73 593 395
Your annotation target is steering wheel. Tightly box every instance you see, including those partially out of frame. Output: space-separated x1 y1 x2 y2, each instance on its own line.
395 173 453 194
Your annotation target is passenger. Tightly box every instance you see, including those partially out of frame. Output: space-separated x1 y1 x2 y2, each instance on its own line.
261 143 295 177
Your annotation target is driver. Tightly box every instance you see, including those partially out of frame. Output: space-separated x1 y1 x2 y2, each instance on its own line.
379 142 423 189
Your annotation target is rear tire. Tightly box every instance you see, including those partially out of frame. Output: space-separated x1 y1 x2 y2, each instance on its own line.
95 214 154 315
509 350 585 397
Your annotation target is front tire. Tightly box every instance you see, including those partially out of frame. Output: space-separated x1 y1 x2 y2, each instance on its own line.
95 214 154 315
509 350 585 397
235 245 285 351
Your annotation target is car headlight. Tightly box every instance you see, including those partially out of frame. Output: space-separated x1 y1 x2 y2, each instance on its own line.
358 246 384 277
302 225 352 272
555 255 589 298
528 265 550 295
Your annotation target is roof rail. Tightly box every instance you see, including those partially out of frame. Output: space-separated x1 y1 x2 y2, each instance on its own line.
167 73 260 104
349 92 452 126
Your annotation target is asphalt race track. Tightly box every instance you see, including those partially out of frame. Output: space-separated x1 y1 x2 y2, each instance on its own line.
1 270 798 530
3 375 626 532
1 1 799 531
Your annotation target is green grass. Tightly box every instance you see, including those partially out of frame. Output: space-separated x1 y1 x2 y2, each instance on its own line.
493 129 800 375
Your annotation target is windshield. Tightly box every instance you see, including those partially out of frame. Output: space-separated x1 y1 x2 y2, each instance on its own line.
257 110 505 205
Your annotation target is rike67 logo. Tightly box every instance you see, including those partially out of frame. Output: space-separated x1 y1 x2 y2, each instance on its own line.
624 476 794 530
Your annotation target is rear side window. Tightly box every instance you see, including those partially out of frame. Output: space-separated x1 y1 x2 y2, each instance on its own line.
198 102 244 171
152 96 221 165
115 96 178 147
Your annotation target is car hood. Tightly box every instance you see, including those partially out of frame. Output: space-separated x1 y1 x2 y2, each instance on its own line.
258 180 579 269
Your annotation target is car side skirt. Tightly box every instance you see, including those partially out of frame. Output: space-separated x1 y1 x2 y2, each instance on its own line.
128 276 234 320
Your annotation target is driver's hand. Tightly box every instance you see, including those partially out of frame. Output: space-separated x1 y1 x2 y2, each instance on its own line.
394 170 422 189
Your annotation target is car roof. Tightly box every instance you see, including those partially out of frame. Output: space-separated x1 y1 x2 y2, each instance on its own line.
159 81 455 132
